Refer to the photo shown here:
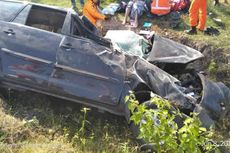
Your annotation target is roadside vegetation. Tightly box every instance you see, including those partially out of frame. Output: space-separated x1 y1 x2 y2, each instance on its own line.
126 93 216 153
0 90 138 153
1 0 229 152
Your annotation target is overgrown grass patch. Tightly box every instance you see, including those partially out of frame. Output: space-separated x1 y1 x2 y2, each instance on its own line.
0 90 138 153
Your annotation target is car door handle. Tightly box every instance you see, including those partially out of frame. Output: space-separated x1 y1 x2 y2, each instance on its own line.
60 43 74 50
3 29 15 35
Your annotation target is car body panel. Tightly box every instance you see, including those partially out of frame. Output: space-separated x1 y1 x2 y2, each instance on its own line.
0 21 59 91
147 34 204 64
0 0 26 22
49 35 125 105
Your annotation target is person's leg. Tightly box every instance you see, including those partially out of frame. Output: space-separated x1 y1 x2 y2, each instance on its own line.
146 0 151 11
185 0 199 34
134 11 139 27
97 0 101 7
132 3 140 27
189 0 200 28
214 0 220 5
122 8 131 24
80 0 84 7
197 0 207 31
122 1 133 25
71 0 76 6
71 0 78 12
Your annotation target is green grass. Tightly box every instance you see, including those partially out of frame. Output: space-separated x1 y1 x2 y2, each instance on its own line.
25 0 116 9
183 1 230 50
0 90 138 153
27 0 71 8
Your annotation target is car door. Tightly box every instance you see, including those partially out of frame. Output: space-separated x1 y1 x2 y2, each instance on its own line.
49 34 124 106
0 5 64 91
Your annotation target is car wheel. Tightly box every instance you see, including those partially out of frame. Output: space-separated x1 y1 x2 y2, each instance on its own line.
128 99 185 152
129 100 157 152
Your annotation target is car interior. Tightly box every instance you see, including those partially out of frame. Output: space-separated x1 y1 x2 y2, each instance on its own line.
25 6 66 34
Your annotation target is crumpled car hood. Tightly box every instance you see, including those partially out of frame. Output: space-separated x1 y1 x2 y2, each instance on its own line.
147 34 204 64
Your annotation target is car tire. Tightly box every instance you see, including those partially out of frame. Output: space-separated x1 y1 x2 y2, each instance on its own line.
129 100 157 152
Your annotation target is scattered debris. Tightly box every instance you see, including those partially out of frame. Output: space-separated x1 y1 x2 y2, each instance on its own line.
143 21 152 28
213 18 225 27
204 26 220 36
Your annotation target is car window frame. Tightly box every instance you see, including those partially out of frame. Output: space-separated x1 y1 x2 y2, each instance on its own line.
12 4 68 35
64 14 96 39
68 14 112 48
61 11 72 36
12 4 32 25
70 15 83 37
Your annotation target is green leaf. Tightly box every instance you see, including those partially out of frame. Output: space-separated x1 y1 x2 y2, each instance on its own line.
199 127 207 132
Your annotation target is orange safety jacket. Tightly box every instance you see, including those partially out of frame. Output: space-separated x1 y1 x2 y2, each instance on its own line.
83 0 105 26
151 0 171 15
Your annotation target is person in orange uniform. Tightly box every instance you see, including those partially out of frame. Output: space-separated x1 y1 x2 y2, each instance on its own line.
185 0 207 34
83 0 105 27
151 0 171 16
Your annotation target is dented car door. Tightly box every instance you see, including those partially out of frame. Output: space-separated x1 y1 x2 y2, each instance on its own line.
48 35 124 105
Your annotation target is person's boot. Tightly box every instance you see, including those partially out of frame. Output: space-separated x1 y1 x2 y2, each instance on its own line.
185 26 197 35
214 0 220 6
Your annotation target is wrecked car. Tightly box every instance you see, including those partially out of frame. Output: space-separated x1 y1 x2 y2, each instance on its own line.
0 0 230 142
